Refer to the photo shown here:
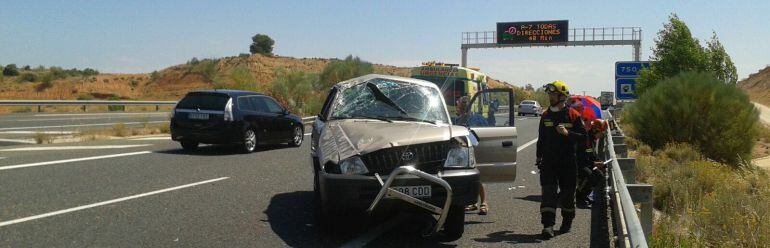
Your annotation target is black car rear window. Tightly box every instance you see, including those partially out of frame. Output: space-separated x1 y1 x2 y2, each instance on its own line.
176 93 230 111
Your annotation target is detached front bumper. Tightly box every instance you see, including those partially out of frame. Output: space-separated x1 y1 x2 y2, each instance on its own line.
319 168 480 214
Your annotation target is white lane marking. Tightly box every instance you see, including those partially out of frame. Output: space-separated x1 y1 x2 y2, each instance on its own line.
129 137 171 141
0 121 167 131
0 151 151 171
0 144 152 152
0 138 37 144
0 177 229 227
340 213 409 248
304 133 311 136
0 131 78 134
33 113 168 117
517 138 539 153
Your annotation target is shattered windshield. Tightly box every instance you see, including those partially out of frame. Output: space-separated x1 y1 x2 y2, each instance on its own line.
330 78 449 124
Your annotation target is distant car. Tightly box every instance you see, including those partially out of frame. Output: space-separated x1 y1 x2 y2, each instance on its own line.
517 100 542 116
311 74 518 240
170 90 304 153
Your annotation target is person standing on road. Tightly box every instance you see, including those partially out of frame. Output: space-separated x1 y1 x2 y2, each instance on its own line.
535 80 586 239
454 96 489 215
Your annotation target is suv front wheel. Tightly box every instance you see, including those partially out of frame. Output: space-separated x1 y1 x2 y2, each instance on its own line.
241 128 257 153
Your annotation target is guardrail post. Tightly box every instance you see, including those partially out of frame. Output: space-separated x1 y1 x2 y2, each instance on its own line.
612 135 625 144
617 158 636 184
627 184 653 240
82 105 87 112
614 144 628 158
37 105 42 112
156 105 160 111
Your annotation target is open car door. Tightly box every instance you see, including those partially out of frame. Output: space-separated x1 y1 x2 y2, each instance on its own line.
462 89 517 183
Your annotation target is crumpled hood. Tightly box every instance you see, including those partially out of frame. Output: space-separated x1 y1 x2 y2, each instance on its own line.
318 120 469 165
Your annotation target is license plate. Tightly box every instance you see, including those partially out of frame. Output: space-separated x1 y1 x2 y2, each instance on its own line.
392 185 431 198
188 113 209 120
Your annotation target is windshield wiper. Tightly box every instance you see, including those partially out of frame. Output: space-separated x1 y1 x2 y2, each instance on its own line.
332 115 393 123
365 83 408 115
388 116 437 124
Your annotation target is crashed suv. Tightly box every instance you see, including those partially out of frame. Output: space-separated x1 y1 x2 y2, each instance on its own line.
310 74 518 240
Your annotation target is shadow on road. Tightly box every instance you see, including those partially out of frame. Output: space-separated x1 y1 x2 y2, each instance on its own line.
473 231 544 244
263 191 329 247
517 194 542 203
154 144 292 156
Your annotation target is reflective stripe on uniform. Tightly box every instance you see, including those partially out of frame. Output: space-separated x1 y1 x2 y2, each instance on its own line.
540 207 556 213
544 121 554 127
560 123 573 128
586 148 594 152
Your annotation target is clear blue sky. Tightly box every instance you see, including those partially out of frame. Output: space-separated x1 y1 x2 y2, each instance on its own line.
1 0 768 95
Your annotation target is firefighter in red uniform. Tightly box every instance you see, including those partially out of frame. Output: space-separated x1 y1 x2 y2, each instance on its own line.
536 80 586 239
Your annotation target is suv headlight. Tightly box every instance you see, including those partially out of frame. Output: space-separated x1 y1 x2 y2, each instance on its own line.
340 156 369 175
444 146 475 168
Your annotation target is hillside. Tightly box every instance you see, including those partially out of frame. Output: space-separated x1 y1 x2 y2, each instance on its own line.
1 54 410 102
738 65 770 106
1 54 520 113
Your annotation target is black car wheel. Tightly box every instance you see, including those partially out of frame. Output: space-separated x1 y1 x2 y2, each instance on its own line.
240 128 257 153
181 140 199 152
289 126 303 147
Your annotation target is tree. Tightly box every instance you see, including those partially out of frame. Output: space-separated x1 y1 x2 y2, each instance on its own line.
3 64 19 76
250 34 274 55
525 83 535 91
705 33 738 84
637 14 707 96
23 65 31 70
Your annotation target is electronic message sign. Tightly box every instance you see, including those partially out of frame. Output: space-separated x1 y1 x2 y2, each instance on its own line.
497 20 569 44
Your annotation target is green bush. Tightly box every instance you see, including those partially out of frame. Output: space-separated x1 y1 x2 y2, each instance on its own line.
107 96 124 111
316 55 373 91
271 69 317 115
189 59 219 82
17 72 38 82
226 67 258 91
626 72 758 166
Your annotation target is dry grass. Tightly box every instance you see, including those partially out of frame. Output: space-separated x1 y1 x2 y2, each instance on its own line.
32 132 52 144
752 124 770 159
635 143 770 247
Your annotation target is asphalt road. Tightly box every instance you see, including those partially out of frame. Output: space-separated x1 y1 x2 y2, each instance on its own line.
0 114 603 247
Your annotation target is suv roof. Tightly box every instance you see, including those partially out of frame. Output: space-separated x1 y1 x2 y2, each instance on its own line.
189 89 264 97
333 74 441 91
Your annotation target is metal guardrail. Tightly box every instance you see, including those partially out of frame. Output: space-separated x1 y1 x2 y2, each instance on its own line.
0 100 177 112
603 110 652 248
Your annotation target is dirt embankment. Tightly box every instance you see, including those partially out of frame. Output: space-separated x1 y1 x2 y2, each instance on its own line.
738 66 770 106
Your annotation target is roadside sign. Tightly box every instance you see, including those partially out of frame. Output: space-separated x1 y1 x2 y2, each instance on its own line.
497 20 569 44
615 61 650 100
616 78 637 100
615 61 650 77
